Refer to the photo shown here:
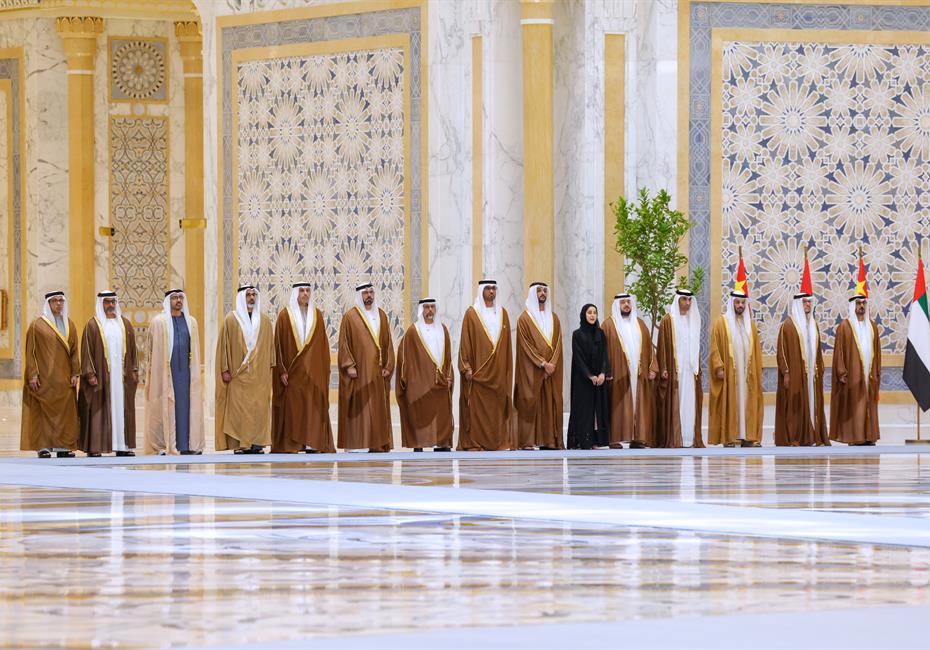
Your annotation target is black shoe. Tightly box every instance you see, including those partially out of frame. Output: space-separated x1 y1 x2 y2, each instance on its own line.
413 447 423 452
433 447 452 452
234 448 247 454
87 452 101 458
248 446 266 454
179 450 193 455
538 445 556 451
300 448 319 454
56 451 76 458
608 443 624 450
629 441 648 449
115 450 135 457
37 450 51 458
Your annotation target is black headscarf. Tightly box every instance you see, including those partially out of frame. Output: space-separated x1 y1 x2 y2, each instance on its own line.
574 303 605 372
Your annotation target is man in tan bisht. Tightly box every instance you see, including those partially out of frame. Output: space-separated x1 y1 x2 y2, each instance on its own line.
337 282 395 453
709 289 763 447
830 271 881 446
774 258 829 446
458 279 513 451
514 282 564 450
20 291 80 458
215 284 275 454
272 282 334 453
656 289 704 448
145 289 204 455
78 291 139 457
602 293 657 449
397 298 454 452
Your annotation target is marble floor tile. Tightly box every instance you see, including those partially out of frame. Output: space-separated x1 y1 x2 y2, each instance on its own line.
2 485 930 649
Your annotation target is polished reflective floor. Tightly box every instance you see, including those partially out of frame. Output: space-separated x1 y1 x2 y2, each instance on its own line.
2 448 930 649
120 454 930 519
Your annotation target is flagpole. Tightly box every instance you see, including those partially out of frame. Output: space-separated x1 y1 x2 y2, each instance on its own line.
907 237 928 445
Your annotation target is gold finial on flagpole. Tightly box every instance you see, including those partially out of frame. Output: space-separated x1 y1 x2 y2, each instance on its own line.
858 243 863 260
918 235 923 261
738 244 743 259
803 242 808 260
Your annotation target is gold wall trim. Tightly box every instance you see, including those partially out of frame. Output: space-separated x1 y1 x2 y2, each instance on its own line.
229 34 412 325
604 33 625 308
215 0 422 28
0 79 12 358
179 218 205 229
709 27 930 368
677 1 690 269
216 0 429 330
0 0 197 21
471 35 483 284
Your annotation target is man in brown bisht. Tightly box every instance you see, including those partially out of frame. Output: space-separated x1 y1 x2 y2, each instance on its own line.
78 291 139 457
656 289 704 448
337 282 395 453
458 279 513 451
774 258 829 446
215 284 275 454
514 282 564 450
145 289 204 455
272 282 335 454
397 298 454 452
830 278 881 446
20 291 80 458
709 290 763 447
602 293 657 449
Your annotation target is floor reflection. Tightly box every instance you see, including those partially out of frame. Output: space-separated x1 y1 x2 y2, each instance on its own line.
122 454 930 519
2 485 929 648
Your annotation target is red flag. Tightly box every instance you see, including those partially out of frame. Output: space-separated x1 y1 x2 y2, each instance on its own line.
800 255 813 296
734 254 748 296
855 255 868 298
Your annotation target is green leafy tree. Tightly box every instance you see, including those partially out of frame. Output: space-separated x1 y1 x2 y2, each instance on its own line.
612 188 705 341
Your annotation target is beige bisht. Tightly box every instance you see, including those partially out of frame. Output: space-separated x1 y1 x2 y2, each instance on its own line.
514 283 564 449
144 290 204 455
396 299 454 449
708 292 763 445
215 285 275 451
20 291 81 451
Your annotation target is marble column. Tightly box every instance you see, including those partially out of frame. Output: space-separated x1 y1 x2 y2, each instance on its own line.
176 20 205 355
521 0 554 288
56 16 103 328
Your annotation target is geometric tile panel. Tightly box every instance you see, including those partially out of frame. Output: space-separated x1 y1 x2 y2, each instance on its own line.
688 2 930 392
220 6 424 331
235 48 406 347
721 40 930 358
109 38 168 103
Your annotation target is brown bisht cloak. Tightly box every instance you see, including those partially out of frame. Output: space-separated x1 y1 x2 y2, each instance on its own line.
602 316 658 446
655 313 704 448
708 316 763 445
337 307 395 451
21 317 80 451
830 319 881 444
514 310 564 449
272 308 335 453
457 307 513 451
144 314 205 455
214 311 275 450
78 317 138 454
396 323 454 449
774 318 828 446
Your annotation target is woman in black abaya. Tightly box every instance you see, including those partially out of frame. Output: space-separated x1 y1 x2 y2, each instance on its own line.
567 304 611 449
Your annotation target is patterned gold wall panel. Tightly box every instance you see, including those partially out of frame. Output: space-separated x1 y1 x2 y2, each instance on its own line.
109 37 168 104
109 115 169 369
0 80 11 356
712 28 930 363
232 36 410 349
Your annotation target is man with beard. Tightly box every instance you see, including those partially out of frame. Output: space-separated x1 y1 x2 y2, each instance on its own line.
20 291 80 458
656 289 704 448
397 298 454 452
514 282 563 450
337 282 395 452
215 285 275 454
457 279 513 451
272 282 335 453
602 293 657 448
79 291 139 457
775 259 829 446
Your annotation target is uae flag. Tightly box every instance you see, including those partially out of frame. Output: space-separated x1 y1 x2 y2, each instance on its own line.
904 258 930 412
